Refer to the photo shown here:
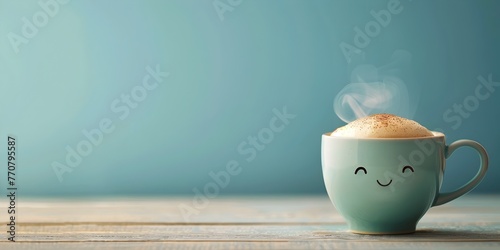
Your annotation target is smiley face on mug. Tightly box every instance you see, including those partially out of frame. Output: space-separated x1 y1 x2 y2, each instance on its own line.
354 165 415 188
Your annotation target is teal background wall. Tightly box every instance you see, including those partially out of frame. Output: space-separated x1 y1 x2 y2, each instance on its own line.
0 0 498 196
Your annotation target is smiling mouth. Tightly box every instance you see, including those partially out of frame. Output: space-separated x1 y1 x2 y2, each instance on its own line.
377 179 393 187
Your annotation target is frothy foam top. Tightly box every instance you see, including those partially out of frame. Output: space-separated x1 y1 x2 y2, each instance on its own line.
331 114 433 138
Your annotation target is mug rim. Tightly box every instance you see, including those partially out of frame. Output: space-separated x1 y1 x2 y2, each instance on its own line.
323 131 445 141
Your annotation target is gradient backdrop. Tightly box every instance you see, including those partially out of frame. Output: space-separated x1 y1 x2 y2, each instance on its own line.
0 0 498 196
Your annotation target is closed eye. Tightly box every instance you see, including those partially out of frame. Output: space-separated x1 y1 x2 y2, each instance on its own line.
402 166 414 173
355 166 367 175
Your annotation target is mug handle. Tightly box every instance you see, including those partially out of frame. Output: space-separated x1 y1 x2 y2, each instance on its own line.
433 140 489 207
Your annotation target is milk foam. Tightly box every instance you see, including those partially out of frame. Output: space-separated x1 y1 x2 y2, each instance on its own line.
331 114 433 138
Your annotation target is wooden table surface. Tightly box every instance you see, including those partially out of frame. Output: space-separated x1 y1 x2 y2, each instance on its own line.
1 195 499 249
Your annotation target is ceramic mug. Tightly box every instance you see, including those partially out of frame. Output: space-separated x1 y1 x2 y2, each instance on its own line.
321 131 488 234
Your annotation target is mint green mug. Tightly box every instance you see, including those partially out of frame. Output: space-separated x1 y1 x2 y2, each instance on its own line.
321 131 488 234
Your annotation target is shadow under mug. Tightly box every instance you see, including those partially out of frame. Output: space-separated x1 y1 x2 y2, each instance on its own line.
321 131 488 234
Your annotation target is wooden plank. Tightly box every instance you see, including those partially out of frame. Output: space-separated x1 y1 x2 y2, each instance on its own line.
10 223 500 242
4 196 345 223
0 195 498 249
5 195 500 223
1 242 500 250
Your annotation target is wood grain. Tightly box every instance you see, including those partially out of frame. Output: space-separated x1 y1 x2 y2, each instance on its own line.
1 195 499 249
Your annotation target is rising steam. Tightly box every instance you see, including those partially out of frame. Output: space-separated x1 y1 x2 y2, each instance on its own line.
334 50 416 123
